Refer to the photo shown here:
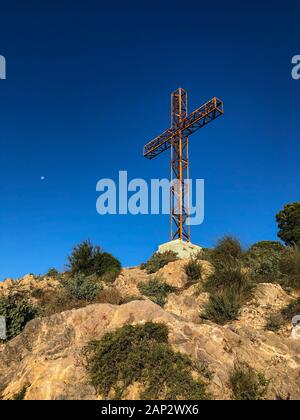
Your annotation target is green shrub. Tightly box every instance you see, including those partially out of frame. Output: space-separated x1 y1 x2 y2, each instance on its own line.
245 247 282 282
68 240 96 274
278 246 300 290
276 202 300 246
39 288 88 316
100 269 121 284
205 260 250 295
30 288 45 299
138 276 177 307
230 365 269 400
46 268 59 277
184 259 203 283
203 258 251 325
0 294 38 340
85 322 210 400
203 288 242 325
210 236 244 268
249 241 285 253
96 288 124 305
142 251 178 274
93 252 121 279
68 240 121 279
64 274 102 301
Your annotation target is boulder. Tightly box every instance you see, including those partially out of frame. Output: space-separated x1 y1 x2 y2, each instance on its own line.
1 300 300 400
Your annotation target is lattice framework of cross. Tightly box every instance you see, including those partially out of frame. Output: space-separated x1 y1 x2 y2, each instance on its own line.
143 88 224 241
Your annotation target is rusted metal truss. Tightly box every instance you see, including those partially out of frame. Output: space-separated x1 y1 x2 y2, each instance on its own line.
143 88 224 242
143 95 223 160
170 88 190 241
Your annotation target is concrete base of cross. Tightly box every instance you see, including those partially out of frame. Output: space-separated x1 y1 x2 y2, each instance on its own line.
157 239 202 260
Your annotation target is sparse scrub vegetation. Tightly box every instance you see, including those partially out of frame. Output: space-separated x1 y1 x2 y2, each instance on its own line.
184 259 203 283
85 322 210 400
63 273 102 301
244 245 282 283
278 246 300 290
138 276 177 307
95 287 124 305
205 260 250 294
202 245 251 325
141 251 178 274
46 268 60 277
203 287 242 325
248 241 285 253
37 288 88 316
265 298 300 332
208 236 244 268
0 293 38 340
201 231 300 326
230 365 269 400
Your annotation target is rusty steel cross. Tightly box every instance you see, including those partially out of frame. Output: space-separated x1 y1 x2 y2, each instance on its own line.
143 88 224 242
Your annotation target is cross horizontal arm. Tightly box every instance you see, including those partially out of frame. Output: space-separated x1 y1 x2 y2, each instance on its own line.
143 97 224 160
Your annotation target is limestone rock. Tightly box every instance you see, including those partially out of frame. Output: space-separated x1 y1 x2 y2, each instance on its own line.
252 283 293 308
155 259 212 289
0 274 60 302
156 259 189 288
165 285 210 322
0 278 14 291
1 300 300 400
114 267 148 298
238 283 295 331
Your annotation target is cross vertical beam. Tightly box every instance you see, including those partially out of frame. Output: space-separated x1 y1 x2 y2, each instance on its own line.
170 88 190 241
143 88 224 243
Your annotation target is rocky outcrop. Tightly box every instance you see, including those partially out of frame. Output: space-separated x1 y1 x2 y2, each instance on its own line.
0 275 60 301
238 283 295 332
1 298 300 400
155 259 212 288
1 262 300 400
165 285 210 322
113 267 148 298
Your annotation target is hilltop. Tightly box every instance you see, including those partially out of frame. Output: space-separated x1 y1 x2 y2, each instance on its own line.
1 237 300 400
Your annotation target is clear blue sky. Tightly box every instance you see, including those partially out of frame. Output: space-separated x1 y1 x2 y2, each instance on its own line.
0 0 299 279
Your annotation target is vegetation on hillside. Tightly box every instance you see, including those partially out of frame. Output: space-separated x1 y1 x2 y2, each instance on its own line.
200 203 300 325
0 294 38 340
63 273 102 302
85 322 210 400
184 258 203 283
266 297 300 332
141 251 178 274
138 276 176 307
0 241 123 339
68 240 121 281
202 238 251 324
230 365 269 400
